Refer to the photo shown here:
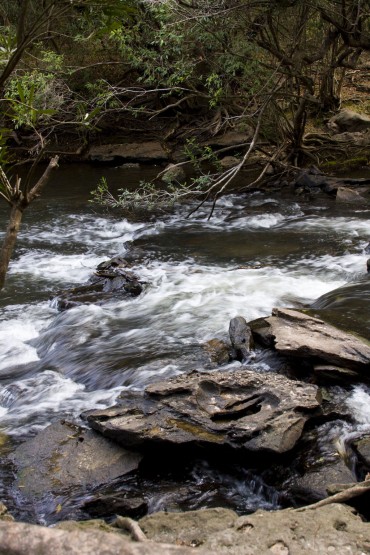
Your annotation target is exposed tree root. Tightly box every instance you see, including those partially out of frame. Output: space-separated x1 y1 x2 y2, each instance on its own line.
113 516 148 542
294 478 370 512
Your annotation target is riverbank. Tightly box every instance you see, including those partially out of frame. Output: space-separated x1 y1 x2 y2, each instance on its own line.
1 502 370 554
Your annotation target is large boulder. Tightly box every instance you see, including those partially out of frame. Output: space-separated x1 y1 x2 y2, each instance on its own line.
257 308 370 374
2 503 370 555
85 368 320 455
89 142 168 163
328 110 370 133
336 186 367 202
11 421 142 521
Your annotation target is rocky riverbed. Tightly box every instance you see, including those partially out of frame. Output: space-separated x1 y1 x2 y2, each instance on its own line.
1 164 370 553
4 298 370 553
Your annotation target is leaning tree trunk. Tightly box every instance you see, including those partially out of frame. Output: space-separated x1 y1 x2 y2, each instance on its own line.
0 155 59 291
0 204 25 290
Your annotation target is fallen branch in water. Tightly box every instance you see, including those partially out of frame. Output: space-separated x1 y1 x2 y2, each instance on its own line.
294 478 370 512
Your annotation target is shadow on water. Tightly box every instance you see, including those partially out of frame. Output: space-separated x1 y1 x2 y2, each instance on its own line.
311 277 370 339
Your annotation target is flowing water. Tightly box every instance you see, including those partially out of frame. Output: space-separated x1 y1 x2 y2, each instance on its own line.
0 164 370 521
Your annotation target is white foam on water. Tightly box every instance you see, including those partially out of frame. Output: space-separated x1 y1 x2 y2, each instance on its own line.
285 215 370 237
0 370 124 436
8 251 105 284
163 193 303 231
225 213 287 230
115 261 346 341
290 252 368 280
0 309 44 371
24 214 148 248
167 209 292 232
1 192 369 436
346 386 370 426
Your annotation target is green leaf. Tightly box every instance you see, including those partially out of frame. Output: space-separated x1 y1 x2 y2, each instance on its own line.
17 82 25 104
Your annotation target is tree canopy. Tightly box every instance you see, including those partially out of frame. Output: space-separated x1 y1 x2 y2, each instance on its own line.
0 0 370 288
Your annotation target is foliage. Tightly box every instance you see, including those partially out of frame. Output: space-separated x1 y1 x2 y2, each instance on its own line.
0 130 12 168
5 71 62 129
0 28 16 69
90 172 213 213
0 0 369 168
183 138 222 171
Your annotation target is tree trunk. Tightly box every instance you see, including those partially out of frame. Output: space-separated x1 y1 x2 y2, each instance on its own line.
0 155 59 291
0 204 24 290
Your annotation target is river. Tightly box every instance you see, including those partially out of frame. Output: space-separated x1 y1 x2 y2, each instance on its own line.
0 164 370 521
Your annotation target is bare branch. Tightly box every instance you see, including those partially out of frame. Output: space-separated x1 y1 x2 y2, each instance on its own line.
295 479 370 512
26 155 59 204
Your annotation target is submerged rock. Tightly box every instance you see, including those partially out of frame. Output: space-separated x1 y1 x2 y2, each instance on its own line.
219 156 240 170
52 256 143 310
204 131 253 149
0 503 14 522
257 308 370 374
83 494 148 519
286 425 356 503
85 368 320 455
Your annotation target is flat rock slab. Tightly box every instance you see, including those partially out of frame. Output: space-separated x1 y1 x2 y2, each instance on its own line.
204 131 253 149
89 142 168 163
86 368 320 455
12 421 142 498
140 504 370 554
0 520 199 555
140 508 236 547
264 308 370 373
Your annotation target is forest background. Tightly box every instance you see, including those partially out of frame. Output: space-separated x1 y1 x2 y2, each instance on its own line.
0 0 369 287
